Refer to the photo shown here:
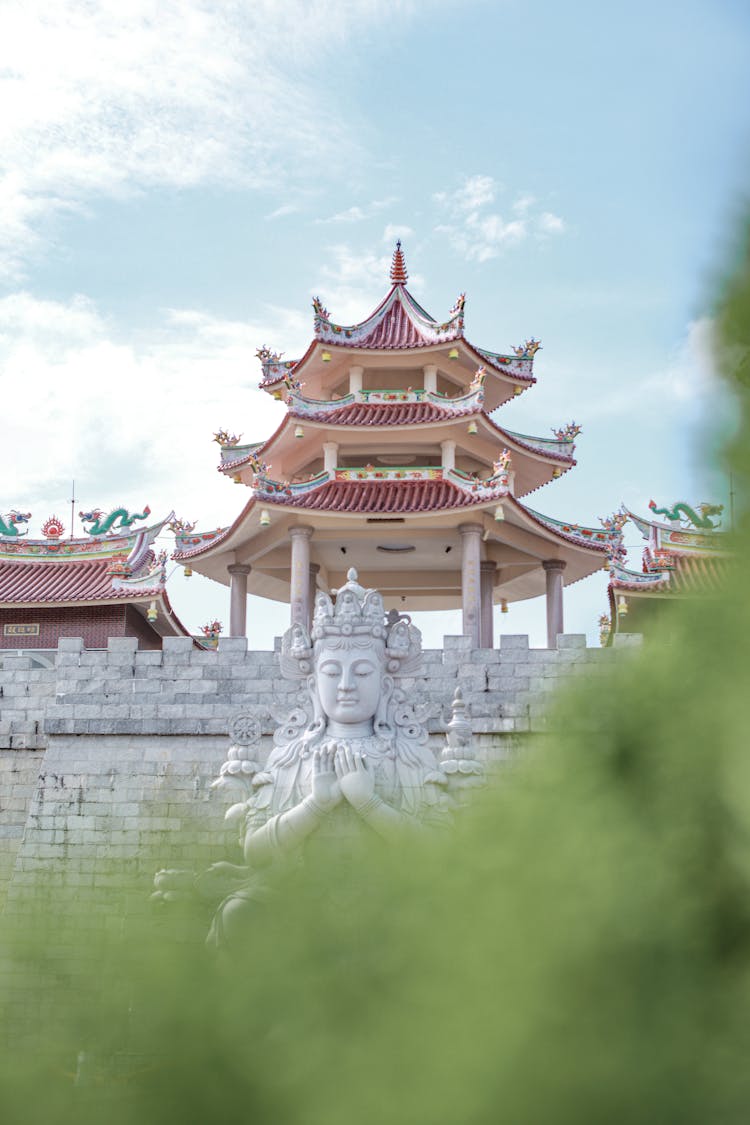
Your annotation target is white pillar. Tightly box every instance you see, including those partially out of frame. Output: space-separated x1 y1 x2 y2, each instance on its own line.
423 365 437 393
308 563 320 631
480 560 497 648
440 439 456 472
349 366 363 394
227 563 251 637
289 526 313 628
458 523 482 647
323 442 338 473
543 559 566 649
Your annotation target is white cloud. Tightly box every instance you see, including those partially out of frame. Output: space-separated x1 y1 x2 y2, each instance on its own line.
537 211 566 235
383 223 414 244
0 1 432 280
512 194 535 215
315 197 398 225
266 204 300 221
0 291 304 529
316 206 367 224
434 174 567 262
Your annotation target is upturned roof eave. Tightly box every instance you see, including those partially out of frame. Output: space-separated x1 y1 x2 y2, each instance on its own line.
220 404 574 479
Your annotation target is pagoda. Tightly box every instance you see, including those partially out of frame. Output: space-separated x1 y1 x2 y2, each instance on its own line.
174 243 613 648
604 499 731 641
0 508 193 655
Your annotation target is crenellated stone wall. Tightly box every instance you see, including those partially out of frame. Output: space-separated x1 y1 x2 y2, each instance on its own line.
0 632 641 913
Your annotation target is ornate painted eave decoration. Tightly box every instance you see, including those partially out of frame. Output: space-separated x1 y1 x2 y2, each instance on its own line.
624 505 730 556
521 505 612 551
0 512 174 562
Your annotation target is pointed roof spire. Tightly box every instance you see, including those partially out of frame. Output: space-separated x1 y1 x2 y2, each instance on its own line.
390 240 408 285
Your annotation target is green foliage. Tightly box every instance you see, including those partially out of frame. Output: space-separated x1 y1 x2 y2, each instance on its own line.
2 237 750 1123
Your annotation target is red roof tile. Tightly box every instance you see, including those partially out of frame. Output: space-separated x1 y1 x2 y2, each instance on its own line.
264 478 484 514
611 553 730 594
0 558 163 604
304 400 465 425
356 297 433 349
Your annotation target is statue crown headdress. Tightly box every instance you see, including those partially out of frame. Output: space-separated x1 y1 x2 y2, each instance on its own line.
282 568 422 677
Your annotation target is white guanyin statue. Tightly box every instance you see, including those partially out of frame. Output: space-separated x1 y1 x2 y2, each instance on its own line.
153 568 483 945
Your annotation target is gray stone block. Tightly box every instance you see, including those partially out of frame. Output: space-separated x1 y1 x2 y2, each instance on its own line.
162 637 194 655
216 637 249 656
613 633 644 648
57 638 84 653
107 637 139 653
498 634 530 650
557 633 587 649
442 635 472 651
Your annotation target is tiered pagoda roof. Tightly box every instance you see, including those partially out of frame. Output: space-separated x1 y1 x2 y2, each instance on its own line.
178 243 610 612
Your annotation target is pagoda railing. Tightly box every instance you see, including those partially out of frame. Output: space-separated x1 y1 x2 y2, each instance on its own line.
288 385 485 416
252 464 514 498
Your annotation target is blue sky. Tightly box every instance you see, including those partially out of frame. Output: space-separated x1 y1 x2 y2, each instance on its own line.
1 0 748 647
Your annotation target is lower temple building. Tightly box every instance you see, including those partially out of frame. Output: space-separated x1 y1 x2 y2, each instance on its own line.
0 511 192 662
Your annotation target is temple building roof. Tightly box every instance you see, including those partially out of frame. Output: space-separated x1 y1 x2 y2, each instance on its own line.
605 499 731 640
256 243 538 402
0 512 193 640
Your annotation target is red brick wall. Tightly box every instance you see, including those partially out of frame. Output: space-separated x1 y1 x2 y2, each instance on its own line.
0 604 162 649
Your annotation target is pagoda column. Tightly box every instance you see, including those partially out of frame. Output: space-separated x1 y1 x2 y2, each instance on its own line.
308 562 320 630
227 563 251 637
423 365 437 393
349 366 363 394
289 526 313 628
479 560 497 648
543 559 566 649
323 442 338 473
440 440 456 472
458 523 482 647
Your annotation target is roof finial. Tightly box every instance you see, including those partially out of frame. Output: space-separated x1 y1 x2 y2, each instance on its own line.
390 240 408 285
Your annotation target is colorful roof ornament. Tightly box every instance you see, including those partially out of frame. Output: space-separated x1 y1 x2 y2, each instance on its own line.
390 239 408 285
0 511 31 538
647 499 724 530
513 338 542 358
213 428 243 447
41 516 65 540
79 506 151 537
552 421 582 442
168 516 197 534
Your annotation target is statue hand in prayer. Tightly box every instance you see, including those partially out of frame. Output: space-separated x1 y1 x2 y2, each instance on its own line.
335 743 376 810
310 744 342 812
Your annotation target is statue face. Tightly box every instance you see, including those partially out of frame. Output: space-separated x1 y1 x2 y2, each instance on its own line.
316 643 382 726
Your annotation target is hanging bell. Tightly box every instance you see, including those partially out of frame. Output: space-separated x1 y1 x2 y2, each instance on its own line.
147 600 158 623
448 348 459 360
494 505 505 522
260 509 271 527
501 599 509 614
294 425 304 439
468 421 478 435
617 596 628 616
321 351 332 362
183 566 193 578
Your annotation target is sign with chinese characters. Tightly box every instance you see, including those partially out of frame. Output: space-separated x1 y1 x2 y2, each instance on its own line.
4 623 40 637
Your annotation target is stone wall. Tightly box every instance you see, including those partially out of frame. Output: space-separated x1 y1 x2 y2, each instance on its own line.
0 632 641 913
